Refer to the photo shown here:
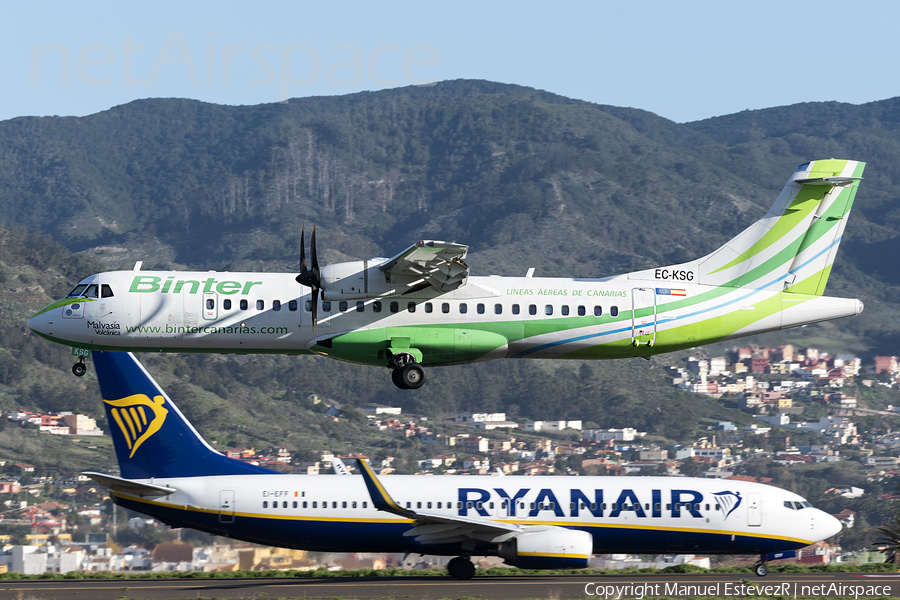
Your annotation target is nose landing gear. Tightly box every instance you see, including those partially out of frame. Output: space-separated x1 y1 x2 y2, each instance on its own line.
387 351 426 389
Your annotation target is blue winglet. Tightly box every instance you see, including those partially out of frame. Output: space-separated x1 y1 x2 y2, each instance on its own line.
355 459 414 518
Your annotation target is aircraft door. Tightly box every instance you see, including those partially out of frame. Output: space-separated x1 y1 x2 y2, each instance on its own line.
630 287 658 348
219 490 235 523
747 493 762 527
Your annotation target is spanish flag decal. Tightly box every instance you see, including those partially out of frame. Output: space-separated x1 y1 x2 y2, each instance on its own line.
104 394 168 459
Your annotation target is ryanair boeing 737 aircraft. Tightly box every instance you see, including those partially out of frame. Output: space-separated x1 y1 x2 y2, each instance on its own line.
86 351 841 579
29 160 865 388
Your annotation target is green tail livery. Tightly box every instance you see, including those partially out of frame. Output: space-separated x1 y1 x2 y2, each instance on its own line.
29 160 865 389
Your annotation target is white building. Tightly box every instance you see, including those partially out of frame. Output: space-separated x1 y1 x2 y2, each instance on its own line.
524 420 583 432
358 403 402 415
583 428 646 442
452 413 507 423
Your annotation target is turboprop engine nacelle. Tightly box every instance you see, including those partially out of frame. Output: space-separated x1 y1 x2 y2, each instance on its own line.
320 259 394 301
498 529 592 570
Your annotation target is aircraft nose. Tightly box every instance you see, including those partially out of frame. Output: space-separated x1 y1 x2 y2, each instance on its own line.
27 311 46 334
819 510 842 540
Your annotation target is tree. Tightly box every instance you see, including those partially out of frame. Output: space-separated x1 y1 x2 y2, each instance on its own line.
876 513 900 564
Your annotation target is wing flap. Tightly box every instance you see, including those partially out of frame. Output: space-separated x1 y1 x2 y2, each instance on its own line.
379 241 469 293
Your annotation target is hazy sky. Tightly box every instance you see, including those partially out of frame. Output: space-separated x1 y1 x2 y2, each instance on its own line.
2 1 898 123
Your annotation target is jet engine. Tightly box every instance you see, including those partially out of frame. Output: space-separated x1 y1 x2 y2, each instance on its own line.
498 529 593 570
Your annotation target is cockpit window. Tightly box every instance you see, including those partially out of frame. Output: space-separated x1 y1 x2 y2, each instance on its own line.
794 502 805 510
67 285 88 297
101 284 114 298
83 284 99 298
784 501 794 509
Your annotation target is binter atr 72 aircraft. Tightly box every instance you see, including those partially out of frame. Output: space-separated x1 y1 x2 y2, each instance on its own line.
86 350 842 579
29 159 865 389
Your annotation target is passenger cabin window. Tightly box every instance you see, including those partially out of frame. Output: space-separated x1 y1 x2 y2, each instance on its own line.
610 305 619 317
357 301 365 312
289 300 298 311
477 303 485 314
407 302 416 312
373 301 382 313
257 300 264 310
322 301 331 312
241 299 249 310
390 301 399 313
425 302 433 313
529 304 537 315
577 305 585 316
561 305 569 316
545 305 553 315
459 303 467 314
594 305 603 316
67 284 88 297
442 303 450 314
512 304 520 315
206 299 215 310
101 284 114 298
273 300 281 311
339 301 348 312
84 284 99 298
494 304 502 314
224 299 232 310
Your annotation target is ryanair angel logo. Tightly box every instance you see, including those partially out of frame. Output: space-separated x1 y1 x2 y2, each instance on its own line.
104 394 168 459
713 491 742 520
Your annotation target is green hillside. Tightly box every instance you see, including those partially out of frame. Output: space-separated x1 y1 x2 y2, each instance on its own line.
2 80 900 472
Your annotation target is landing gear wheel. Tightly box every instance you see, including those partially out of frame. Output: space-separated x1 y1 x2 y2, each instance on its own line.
72 361 87 377
754 563 769 577
399 363 426 389
391 368 408 390
447 556 475 580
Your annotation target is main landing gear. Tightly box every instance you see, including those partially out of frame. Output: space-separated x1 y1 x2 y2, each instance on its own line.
754 561 769 577
388 351 426 390
72 357 87 377
447 556 475 579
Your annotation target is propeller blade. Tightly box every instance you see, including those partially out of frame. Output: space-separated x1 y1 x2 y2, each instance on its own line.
295 224 321 288
310 224 319 274
299 225 307 274
311 289 319 329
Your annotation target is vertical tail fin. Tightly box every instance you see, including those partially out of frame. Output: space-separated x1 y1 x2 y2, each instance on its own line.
93 351 277 479
628 159 864 294
700 159 864 293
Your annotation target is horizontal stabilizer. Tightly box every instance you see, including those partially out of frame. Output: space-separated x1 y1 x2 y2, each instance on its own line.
795 176 861 186
82 471 176 497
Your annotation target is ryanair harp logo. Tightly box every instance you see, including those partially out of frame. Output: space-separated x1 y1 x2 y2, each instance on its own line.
104 394 168 458
713 490 742 520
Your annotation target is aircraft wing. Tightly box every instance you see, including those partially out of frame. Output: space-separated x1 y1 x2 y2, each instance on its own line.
82 471 176 497
378 241 469 293
356 459 522 545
